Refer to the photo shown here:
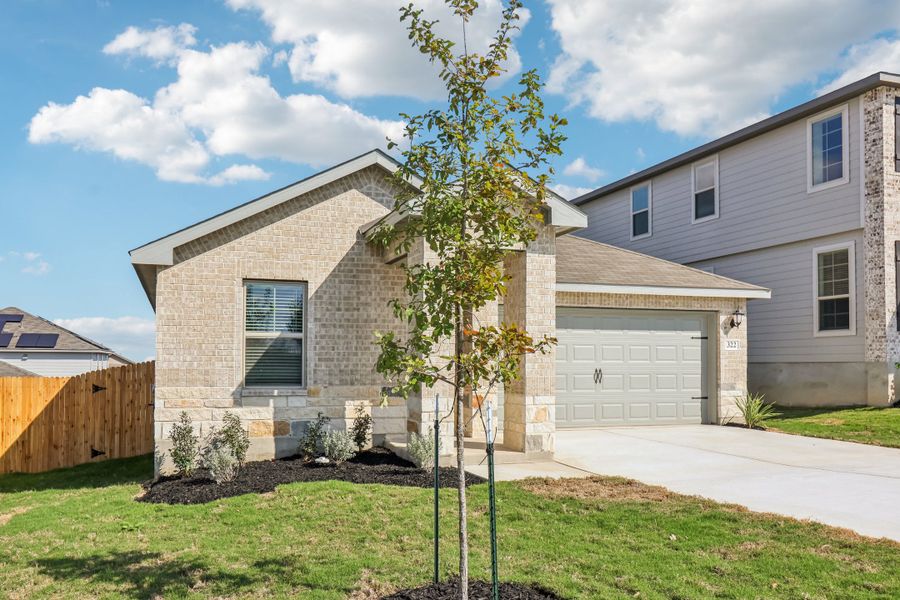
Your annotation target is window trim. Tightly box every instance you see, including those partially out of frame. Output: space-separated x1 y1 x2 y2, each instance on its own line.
242 279 308 390
807 103 850 194
690 155 719 224
812 241 856 338
629 181 652 240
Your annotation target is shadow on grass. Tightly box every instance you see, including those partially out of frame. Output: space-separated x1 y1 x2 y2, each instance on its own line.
771 405 865 419
33 551 350 598
0 454 152 494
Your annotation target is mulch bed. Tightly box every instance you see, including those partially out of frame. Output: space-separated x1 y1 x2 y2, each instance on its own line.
383 578 564 599
139 447 485 505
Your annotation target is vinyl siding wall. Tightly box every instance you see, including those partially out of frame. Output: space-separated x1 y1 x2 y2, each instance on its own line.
577 97 863 265
691 231 865 363
0 352 111 377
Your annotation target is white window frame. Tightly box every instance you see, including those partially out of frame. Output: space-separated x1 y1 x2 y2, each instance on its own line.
812 241 856 337
691 155 719 224
629 182 652 240
242 279 307 390
807 103 850 194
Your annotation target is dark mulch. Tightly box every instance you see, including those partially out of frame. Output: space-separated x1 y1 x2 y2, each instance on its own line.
139 447 485 505
383 578 564 600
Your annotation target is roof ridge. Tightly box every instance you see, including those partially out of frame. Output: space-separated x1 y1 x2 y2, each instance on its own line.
560 235 767 290
1 307 114 353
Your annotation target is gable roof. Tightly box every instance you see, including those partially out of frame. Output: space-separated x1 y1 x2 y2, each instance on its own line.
0 361 38 377
130 148 588 307
573 72 900 206
556 236 770 299
0 307 133 362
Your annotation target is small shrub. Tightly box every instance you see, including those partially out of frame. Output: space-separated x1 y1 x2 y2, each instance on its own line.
299 412 331 458
219 412 250 466
351 404 373 451
323 430 356 462
735 393 780 429
169 412 200 477
408 430 437 472
201 430 239 484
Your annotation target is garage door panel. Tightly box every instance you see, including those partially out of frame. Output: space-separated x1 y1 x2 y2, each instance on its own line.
629 345 651 362
628 373 651 391
572 374 596 391
655 402 677 418
655 373 678 391
556 308 710 428
601 373 625 391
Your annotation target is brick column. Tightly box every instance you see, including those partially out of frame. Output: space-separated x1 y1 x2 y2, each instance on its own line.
863 87 900 406
405 236 456 455
502 225 556 456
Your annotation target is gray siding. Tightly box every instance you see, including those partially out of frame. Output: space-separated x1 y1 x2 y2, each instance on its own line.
578 97 863 265
0 352 111 377
691 231 865 363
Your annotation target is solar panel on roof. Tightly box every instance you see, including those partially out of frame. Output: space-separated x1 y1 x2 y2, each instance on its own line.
15 333 57 348
0 333 11 348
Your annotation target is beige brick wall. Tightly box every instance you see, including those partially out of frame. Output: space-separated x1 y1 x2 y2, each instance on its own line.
154 167 408 470
556 291 749 423
863 86 900 405
503 225 556 454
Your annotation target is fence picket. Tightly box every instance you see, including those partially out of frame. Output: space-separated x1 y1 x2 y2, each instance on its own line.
0 362 154 474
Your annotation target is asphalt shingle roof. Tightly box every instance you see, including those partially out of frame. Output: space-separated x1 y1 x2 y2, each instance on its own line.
0 307 115 353
556 235 768 292
0 360 38 377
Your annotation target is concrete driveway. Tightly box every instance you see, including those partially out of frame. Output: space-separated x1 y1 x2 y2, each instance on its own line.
554 426 900 542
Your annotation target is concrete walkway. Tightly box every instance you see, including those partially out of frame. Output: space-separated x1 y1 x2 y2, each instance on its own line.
467 426 900 542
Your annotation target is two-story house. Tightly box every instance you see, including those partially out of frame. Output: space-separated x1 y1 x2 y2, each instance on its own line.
573 72 900 407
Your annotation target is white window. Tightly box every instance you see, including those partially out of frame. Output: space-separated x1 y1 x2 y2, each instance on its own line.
691 156 718 223
630 182 652 239
807 104 849 192
244 281 306 387
813 242 855 336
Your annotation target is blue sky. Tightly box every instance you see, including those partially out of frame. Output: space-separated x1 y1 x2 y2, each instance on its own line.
2 0 899 361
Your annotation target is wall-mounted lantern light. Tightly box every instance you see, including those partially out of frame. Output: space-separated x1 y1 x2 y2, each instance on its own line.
731 309 745 328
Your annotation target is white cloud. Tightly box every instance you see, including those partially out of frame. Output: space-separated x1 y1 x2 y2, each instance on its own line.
226 0 529 100
562 156 604 182
103 23 197 64
29 30 404 183
636 147 646 162
818 37 900 94
29 87 212 184
546 0 900 138
54 316 156 362
551 183 592 200
8 251 51 275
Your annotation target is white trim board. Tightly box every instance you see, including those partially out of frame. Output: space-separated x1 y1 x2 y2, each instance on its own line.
556 282 771 299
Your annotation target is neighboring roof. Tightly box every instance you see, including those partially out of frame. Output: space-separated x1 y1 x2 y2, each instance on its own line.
131 148 588 307
0 307 133 362
573 72 900 206
0 360 38 377
555 236 771 299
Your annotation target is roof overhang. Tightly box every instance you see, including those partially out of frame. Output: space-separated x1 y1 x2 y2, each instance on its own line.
556 282 772 300
130 149 415 268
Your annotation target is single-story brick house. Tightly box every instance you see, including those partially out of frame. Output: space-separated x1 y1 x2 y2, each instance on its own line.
130 150 769 471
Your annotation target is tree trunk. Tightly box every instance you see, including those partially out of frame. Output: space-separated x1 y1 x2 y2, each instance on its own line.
455 309 469 600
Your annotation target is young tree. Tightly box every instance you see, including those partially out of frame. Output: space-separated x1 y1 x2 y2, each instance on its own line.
374 1 565 597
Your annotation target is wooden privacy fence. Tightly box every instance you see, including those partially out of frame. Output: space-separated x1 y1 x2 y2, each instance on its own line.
0 361 154 474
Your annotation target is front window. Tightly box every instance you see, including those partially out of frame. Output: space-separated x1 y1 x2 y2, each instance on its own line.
244 281 305 387
808 105 849 191
815 246 853 334
630 183 651 239
692 157 718 222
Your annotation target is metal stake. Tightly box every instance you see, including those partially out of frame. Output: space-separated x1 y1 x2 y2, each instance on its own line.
433 392 440 584
487 401 499 600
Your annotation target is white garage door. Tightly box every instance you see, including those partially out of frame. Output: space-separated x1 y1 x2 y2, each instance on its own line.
556 308 710 427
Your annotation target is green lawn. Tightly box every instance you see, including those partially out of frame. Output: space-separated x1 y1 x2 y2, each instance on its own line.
766 405 900 448
1 456 899 599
